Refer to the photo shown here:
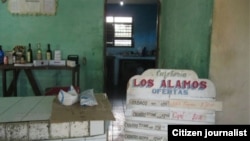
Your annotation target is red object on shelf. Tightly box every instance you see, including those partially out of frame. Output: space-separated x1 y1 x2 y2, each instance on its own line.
45 86 80 96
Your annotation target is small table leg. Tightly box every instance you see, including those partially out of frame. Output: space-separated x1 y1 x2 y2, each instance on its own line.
72 70 75 86
24 69 42 96
2 69 6 97
13 69 18 96
77 68 79 86
72 66 80 87
3 70 20 97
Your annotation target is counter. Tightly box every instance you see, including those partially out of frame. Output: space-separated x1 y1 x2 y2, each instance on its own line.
0 94 114 140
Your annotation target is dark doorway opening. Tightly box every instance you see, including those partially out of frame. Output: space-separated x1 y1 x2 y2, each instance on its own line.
104 0 160 96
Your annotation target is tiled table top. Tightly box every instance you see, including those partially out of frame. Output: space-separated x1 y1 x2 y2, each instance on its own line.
0 95 112 141
0 96 54 123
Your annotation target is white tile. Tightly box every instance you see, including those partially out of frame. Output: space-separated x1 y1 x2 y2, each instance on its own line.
0 123 5 140
90 120 104 136
50 122 70 139
22 96 54 121
70 121 88 137
85 134 107 141
0 97 22 116
5 122 28 140
29 121 49 140
0 97 43 122
63 137 85 141
44 139 62 141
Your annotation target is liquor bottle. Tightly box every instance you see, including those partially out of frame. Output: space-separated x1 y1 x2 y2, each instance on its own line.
36 43 42 60
0 45 4 65
26 43 33 63
12 51 16 64
46 44 52 60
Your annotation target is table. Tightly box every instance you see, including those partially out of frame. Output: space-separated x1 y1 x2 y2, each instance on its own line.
0 64 80 97
0 94 113 140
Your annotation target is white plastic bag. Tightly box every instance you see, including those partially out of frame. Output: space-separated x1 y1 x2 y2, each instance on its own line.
67 85 78 95
57 85 79 106
80 89 98 106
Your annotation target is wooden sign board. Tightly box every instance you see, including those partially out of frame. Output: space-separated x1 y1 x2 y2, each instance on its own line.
124 69 223 140
125 108 215 123
142 69 199 79
127 98 222 111
125 120 168 133
125 131 168 141
127 75 216 100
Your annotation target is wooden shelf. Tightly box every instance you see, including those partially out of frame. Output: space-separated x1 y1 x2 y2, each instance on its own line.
0 64 80 97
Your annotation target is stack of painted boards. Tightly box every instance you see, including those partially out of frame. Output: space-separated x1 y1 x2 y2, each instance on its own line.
124 69 223 141
0 93 114 141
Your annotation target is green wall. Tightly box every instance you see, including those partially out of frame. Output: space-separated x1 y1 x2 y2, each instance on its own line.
0 0 214 96
158 0 213 78
0 0 105 96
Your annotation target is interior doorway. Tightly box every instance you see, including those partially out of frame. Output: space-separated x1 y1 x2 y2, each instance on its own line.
104 0 160 93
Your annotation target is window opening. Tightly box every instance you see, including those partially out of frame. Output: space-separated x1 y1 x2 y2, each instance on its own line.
106 16 133 47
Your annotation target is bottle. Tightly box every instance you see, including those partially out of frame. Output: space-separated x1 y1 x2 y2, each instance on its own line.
12 51 16 64
3 56 8 65
36 43 42 60
46 44 52 60
0 45 4 65
26 43 33 63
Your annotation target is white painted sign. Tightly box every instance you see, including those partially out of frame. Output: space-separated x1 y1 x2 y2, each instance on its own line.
127 75 216 100
124 69 223 141
125 108 215 123
142 69 199 79
125 131 168 141
127 98 222 111
125 120 168 132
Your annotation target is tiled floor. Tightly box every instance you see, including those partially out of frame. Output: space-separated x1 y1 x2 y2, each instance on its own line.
106 84 127 141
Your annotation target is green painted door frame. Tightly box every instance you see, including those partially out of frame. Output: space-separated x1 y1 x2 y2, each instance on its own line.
158 0 213 78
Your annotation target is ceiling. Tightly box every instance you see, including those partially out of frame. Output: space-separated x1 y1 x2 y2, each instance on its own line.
107 0 158 4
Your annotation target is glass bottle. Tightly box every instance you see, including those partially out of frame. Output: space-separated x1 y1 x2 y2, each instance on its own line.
12 51 16 64
26 43 33 63
0 45 4 65
46 44 52 60
36 43 42 60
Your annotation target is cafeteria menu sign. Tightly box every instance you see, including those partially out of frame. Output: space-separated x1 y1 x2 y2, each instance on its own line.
124 69 223 141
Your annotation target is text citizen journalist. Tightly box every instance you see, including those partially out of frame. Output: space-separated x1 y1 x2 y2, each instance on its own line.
172 128 247 138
